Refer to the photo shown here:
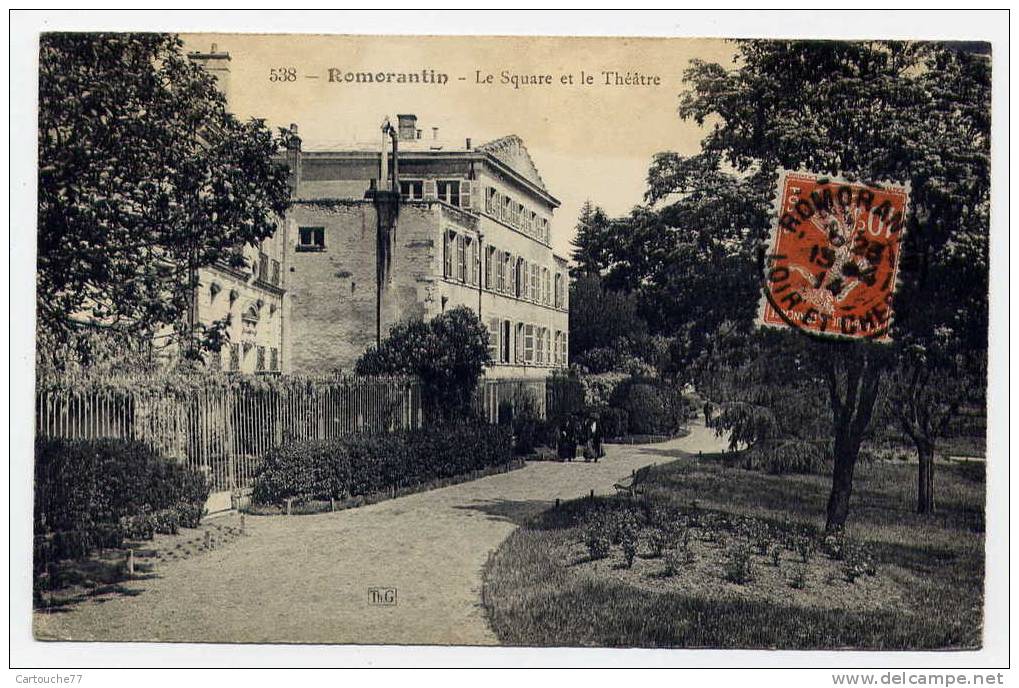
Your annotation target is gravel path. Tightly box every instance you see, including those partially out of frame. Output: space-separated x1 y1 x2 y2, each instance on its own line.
34 420 729 645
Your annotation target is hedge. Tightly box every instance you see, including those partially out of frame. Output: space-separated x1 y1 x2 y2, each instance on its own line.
251 422 513 506
34 438 210 571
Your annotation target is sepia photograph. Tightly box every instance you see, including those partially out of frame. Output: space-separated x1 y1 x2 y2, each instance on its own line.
9 9 1009 675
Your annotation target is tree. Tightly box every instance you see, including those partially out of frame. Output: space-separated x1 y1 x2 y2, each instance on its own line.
568 274 649 371
38 33 292 358
354 307 491 422
677 41 990 530
882 336 986 513
570 200 614 277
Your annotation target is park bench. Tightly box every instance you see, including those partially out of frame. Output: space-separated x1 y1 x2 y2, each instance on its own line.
614 464 655 499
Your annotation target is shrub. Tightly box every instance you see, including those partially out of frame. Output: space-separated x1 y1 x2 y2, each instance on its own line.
821 532 851 561
722 542 756 584
789 568 808 589
591 405 629 438
34 438 208 567
795 536 815 564
663 540 695 576
585 526 612 560
608 377 692 436
510 389 546 455
620 529 639 568
578 372 629 408
645 527 668 558
355 306 490 422
251 423 513 506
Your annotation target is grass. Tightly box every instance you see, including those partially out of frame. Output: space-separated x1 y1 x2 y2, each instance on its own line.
482 452 984 649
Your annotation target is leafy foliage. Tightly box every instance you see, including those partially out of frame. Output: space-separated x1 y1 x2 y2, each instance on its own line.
34 438 209 572
672 40 991 528
38 33 292 354
608 377 694 436
250 422 512 506
570 200 615 278
354 306 490 422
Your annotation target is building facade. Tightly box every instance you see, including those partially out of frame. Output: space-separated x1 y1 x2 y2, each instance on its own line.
187 47 567 379
282 114 569 379
188 45 288 375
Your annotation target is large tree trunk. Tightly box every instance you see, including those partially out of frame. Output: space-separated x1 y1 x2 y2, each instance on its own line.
916 438 935 514
822 347 883 533
825 429 862 531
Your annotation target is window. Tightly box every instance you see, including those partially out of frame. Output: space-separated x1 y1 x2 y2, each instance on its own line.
400 179 424 200
298 226 325 250
437 180 461 206
256 346 266 372
444 231 456 278
456 234 466 282
554 273 564 308
542 268 551 305
515 323 524 364
524 325 534 363
229 343 240 371
501 320 511 363
270 347 279 372
257 252 269 282
271 259 281 286
530 264 539 302
514 258 525 298
562 333 568 366
486 187 497 214
554 332 562 366
536 327 545 364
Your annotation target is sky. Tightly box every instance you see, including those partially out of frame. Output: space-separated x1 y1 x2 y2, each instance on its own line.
182 34 735 259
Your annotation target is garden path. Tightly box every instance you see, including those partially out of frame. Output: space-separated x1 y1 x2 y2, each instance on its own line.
34 419 730 646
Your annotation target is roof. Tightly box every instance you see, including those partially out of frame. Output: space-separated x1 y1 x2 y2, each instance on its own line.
300 133 559 207
476 135 549 193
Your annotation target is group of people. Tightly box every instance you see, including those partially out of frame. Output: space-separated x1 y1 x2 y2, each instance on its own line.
556 414 604 462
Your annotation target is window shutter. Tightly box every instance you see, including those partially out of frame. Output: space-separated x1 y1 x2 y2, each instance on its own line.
460 180 472 209
424 179 437 200
488 319 500 361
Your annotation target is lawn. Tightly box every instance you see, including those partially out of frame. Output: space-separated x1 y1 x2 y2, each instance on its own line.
482 451 985 649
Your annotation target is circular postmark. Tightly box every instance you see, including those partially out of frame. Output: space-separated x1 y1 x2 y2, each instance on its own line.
758 171 909 342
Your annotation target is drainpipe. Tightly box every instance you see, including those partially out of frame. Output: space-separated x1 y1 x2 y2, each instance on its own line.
375 118 401 348
477 232 484 318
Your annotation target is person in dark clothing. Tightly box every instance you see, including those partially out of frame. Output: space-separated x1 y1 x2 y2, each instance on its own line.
591 416 603 461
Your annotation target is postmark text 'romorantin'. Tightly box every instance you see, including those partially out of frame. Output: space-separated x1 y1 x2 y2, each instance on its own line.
759 171 910 342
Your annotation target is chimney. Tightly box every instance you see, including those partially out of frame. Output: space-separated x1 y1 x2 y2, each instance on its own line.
396 114 417 141
188 44 232 109
466 137 472 150
432 127 439 140
286 123 302 194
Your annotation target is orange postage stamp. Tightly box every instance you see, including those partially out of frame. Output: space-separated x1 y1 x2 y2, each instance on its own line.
759 171 910 342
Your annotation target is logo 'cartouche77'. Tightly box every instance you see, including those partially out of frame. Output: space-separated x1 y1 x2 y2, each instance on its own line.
758 171 910 342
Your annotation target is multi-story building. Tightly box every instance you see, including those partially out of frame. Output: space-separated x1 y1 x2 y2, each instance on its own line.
186 46 567 379
282 113 569 379
187 45 287 375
